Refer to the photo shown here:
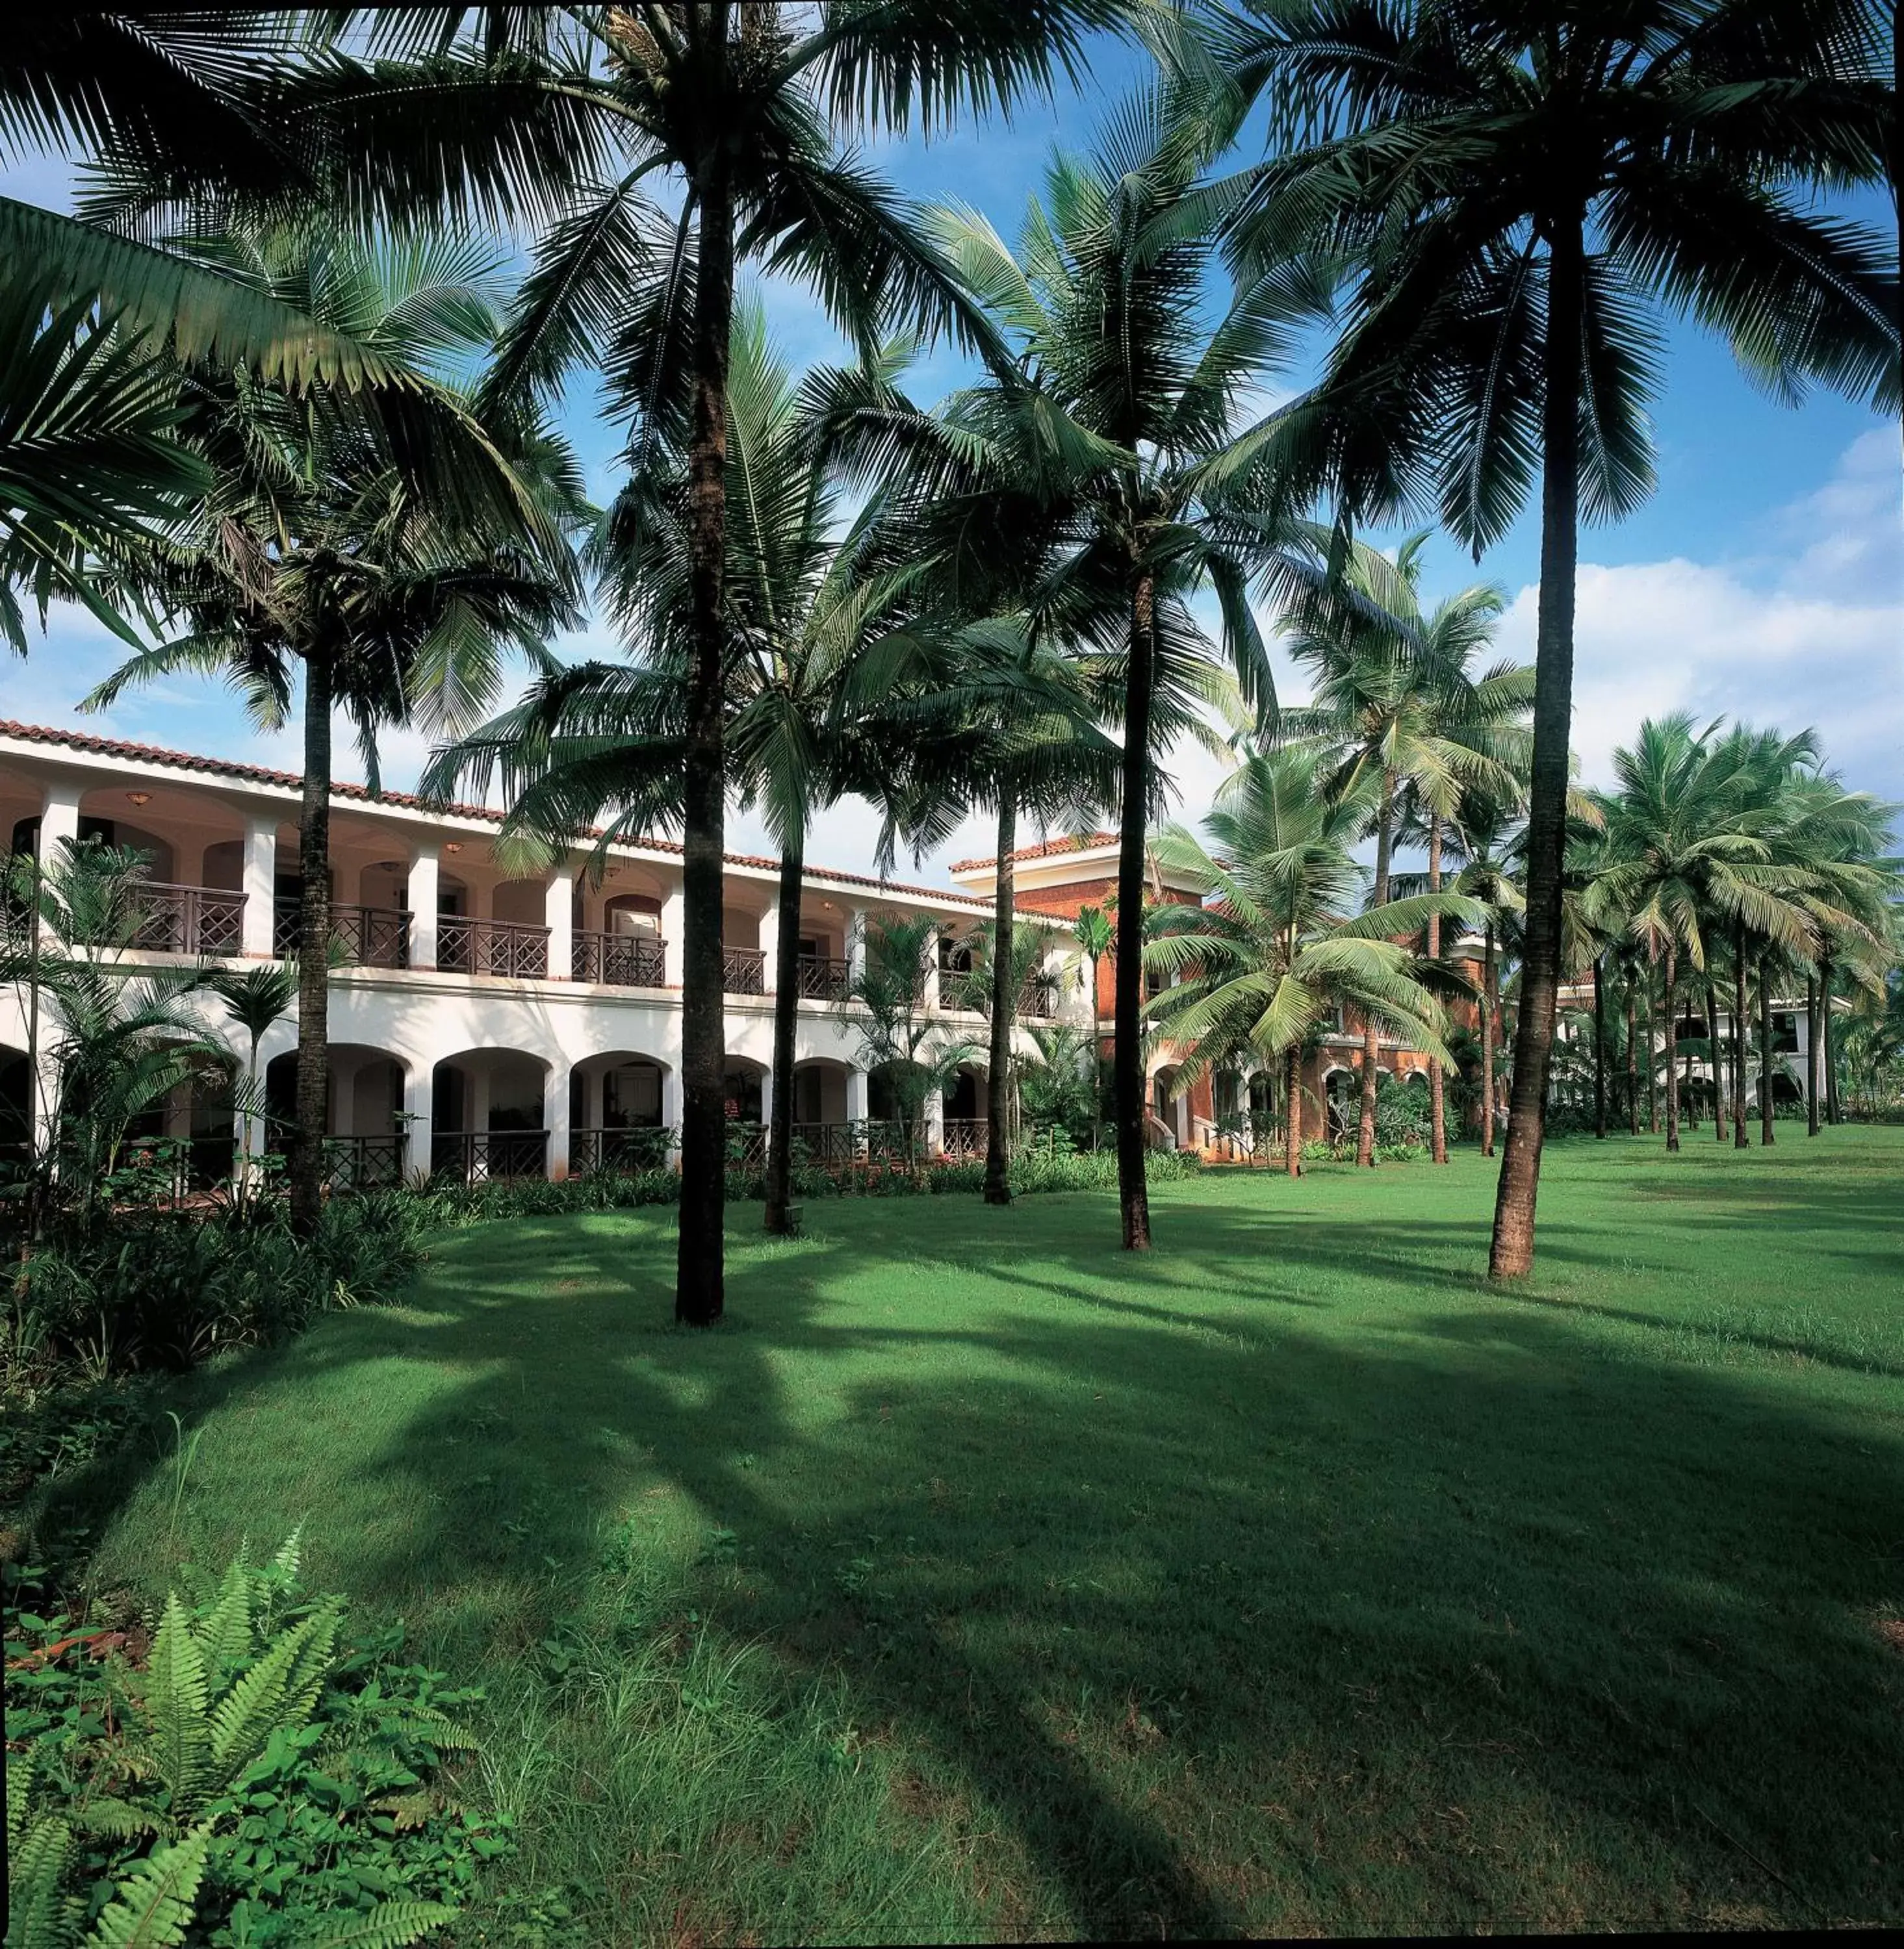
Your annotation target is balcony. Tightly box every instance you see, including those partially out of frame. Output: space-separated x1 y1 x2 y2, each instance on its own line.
571 1125 671 1175
437 915 549 980
431 1128 548 1182
576 930 666 988
723 945 766 995
274 898 410 969
129 884 245 957
794 953 852 1001
940 1115 986 1162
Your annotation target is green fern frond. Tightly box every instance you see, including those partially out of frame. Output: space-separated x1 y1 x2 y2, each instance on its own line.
7 1746 38 1844
79 1820 213 1949
383 1709 482 1752
143 1598 211 1813
279 1597 344 1728
303 1901 459 1949
267 1528 303 1586
206 1610 316 1776
189 1552 254 1679
71 1800 166 1843
8 1816 82 1949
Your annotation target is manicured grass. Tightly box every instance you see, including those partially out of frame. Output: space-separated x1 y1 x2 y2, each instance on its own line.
79 1128 1904 1939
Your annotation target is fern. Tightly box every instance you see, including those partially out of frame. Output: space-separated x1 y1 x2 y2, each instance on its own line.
141 1598 210 1813
79 1821 212 1949
278 1596 344 1728
8 1816 82 1949
188 1551 255 1681
303 1902 459 1948
205 1608 316 1778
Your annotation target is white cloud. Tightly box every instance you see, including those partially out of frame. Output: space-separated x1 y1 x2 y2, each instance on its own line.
1494 433 1903 801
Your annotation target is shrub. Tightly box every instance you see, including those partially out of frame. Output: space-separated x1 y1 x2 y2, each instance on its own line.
6 1536 503 1947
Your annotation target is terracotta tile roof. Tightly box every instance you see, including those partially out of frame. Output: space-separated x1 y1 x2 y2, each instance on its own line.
0 719 1057 917
949 829 1120 873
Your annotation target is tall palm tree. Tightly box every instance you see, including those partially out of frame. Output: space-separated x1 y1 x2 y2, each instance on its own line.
1440 787 1525 1158
1283 534 1530 1167
1145 741 1481 1177
882 85 1349 1249
429 307 970 1240
1213 0 1898 1273
87 229 583 1232
275 0 1127 1322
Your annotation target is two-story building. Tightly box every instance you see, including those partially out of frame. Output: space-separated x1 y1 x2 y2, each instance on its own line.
0 721 1079 1186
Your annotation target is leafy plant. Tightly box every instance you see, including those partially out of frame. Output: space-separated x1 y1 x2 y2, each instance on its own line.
6 1538 495 1946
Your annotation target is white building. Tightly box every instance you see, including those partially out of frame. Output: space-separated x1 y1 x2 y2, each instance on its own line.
0 721 1076 1186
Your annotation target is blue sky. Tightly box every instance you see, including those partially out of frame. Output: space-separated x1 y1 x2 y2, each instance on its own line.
4 32 1899 884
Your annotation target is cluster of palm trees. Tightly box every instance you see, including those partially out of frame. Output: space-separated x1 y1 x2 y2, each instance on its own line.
1572 717 1899 1153
3 6 1896 1321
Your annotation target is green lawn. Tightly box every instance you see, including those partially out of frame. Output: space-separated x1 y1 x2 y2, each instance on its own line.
79 1128 1904 1939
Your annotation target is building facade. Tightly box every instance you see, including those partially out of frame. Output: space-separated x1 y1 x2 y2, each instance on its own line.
1 722 1081 1186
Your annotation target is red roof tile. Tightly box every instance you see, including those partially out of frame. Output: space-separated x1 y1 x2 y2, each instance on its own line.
0 719 1061 918
948 829 1120 873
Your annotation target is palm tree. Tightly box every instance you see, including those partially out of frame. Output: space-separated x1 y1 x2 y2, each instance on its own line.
280 0 1127 1323
1213 0 1897 1273
1284 534 1530 1167
87 229 583 1233
430 307 968 1239
1587 717 1821 1154
205 958 300 1201
1072 902 1114 1148
1441 789 1526 1158
882 85 1350 1249
1144 742 1481 1177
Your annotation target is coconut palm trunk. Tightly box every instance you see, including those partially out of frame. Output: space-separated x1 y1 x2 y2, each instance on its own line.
1821 950 1841 1125
1592 954 1607 1140
1625 972 1639 1136
676 96 735 1327
290 633 333 1234
1115 570 1156 1251
984 789 1015 1206
1732 922 1750 1149
1427 813 1447 1162
764 830 803 1235
1663 945 1681 1153
1707 977 1727 1142
1355 774 1395 1169
1806 973 1822 1136
1480 923 1497 1158
1760 958 1776 1146
1645 963 1659 1132
1284 1040 1303 1178
1489 209 1582 1276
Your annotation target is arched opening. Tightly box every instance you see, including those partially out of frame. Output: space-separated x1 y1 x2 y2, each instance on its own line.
939 1062 988 1161
1 1045 32 1182
569 1051 671 1174
431 1047 550 1182
264 1043 409 1190
1324 1066 1357 1142
788 1059 854 1164
1149 1064 1187 1149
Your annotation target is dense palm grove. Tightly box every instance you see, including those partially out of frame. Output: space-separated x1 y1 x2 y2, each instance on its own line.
1 8 1898 1943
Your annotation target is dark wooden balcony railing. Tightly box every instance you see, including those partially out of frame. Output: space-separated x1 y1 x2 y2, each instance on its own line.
571 1124 673 1175
274 899 410 968
727 1119 768 1167
723 945 766 995
794 954 853 1001
431 1128 548 1182
938 1116 986 1162
1018 980 1058 1021
790 1120 858 1165
130 884 245 957
323 1133 405 1191
437 915 549 980
576 930 665 987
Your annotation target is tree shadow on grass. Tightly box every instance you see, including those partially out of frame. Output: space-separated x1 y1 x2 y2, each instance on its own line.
82 1191 1904 1935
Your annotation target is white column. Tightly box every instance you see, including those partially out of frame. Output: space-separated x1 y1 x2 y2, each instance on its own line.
845 907 868 984
36 780 82 947
760 902 783 993
545 865 575 980
407 845 439 969
241 815 278 957
661 881 688 987
546 1063 570 1180
758 1065 774 1128
402 1063 433 1183
922 934 942 1012
926 1089 945 1156
845 1067 869 1123
661 1065 684 1164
